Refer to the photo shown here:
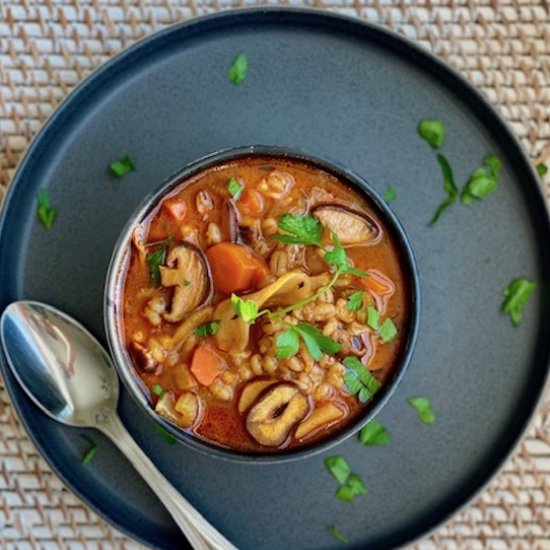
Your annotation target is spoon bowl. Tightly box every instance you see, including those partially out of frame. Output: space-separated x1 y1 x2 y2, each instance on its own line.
0 302 118 427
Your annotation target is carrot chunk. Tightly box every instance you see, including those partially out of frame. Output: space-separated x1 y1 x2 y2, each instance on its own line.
190 343 227 386
239 188 264 216
206 242 268 294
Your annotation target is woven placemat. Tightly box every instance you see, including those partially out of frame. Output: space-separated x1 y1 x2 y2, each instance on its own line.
1 1 549 549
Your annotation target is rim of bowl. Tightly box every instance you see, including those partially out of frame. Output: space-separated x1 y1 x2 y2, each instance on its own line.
104 145 422 464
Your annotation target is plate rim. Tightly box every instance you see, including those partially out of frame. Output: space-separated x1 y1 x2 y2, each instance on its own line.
0 7 549 549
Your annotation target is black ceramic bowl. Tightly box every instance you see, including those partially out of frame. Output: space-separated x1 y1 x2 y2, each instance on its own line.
104 145 421 463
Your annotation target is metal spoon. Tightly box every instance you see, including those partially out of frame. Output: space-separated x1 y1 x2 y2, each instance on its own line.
0 301 238 550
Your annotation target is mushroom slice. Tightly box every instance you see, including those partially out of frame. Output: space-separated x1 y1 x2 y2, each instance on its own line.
295 402 347 440
214 271 331 352
246 383 310 447
238 378 278 413
130 341 158 373
312 205 382 246
159 243 212 323
159 306 213 351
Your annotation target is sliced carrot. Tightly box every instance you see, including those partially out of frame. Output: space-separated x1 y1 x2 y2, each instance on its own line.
239 188 264 216
206 242 268 294
359 269 395 297
163 197 187 222
190 343 227 386
251 257 271 287
147 222 171 243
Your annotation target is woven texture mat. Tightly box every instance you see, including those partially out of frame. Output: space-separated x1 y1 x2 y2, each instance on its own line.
1 1 549 549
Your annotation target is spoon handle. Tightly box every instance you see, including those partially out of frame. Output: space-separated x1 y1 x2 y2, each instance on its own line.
98 413 238 550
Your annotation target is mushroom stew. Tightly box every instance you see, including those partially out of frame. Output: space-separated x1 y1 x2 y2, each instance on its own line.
120 156 411 452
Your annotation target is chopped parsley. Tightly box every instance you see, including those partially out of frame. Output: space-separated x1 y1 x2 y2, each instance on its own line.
36 188 57 230
273 213 323 246
80 435 97 465
229 53 248 85
418 119 445 149
429 154 458 225
346 291 363 312
146 235 173 286
378 318 398 343
154 424 177 444
342 356 381 403
194 320 220 338
109 155 134 178
151 384 165 397
366 306 397 343
335 474 367 502
227 177 243 199
328 525 349 544
324 232 368 277
324 455 367 503
536 162 548 176
325 455 351 485
383 186 397 203
366 305 380 331
408 397 436 424
276 323 341 361
502 277 536 327
183 278 191 286
230 294 260 324
359 419 390 446
461 155 502 205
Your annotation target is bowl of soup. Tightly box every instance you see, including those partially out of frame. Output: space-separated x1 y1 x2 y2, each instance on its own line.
105 146 420 462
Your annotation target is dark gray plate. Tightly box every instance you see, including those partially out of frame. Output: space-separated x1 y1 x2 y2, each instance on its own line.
0 9 549 550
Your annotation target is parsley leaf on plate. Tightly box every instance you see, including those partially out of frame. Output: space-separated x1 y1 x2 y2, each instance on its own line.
227 177 243 199
429 154 458 225
537 162 548 176
325 455 351 485
273 213 323 246
231 294 260 324
502 277 536 327
418 119 445 149
461 155 501 205
229 53 248 85
359 419 390 446
328 525 349 544
325 455 367 503
194 321 220 338
383 186 397 203
154 424 177 444
408 397 436 424
109 155 135 177
80 435 98 465
36 188 57 230
335 473 367 502
342 356 381 403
